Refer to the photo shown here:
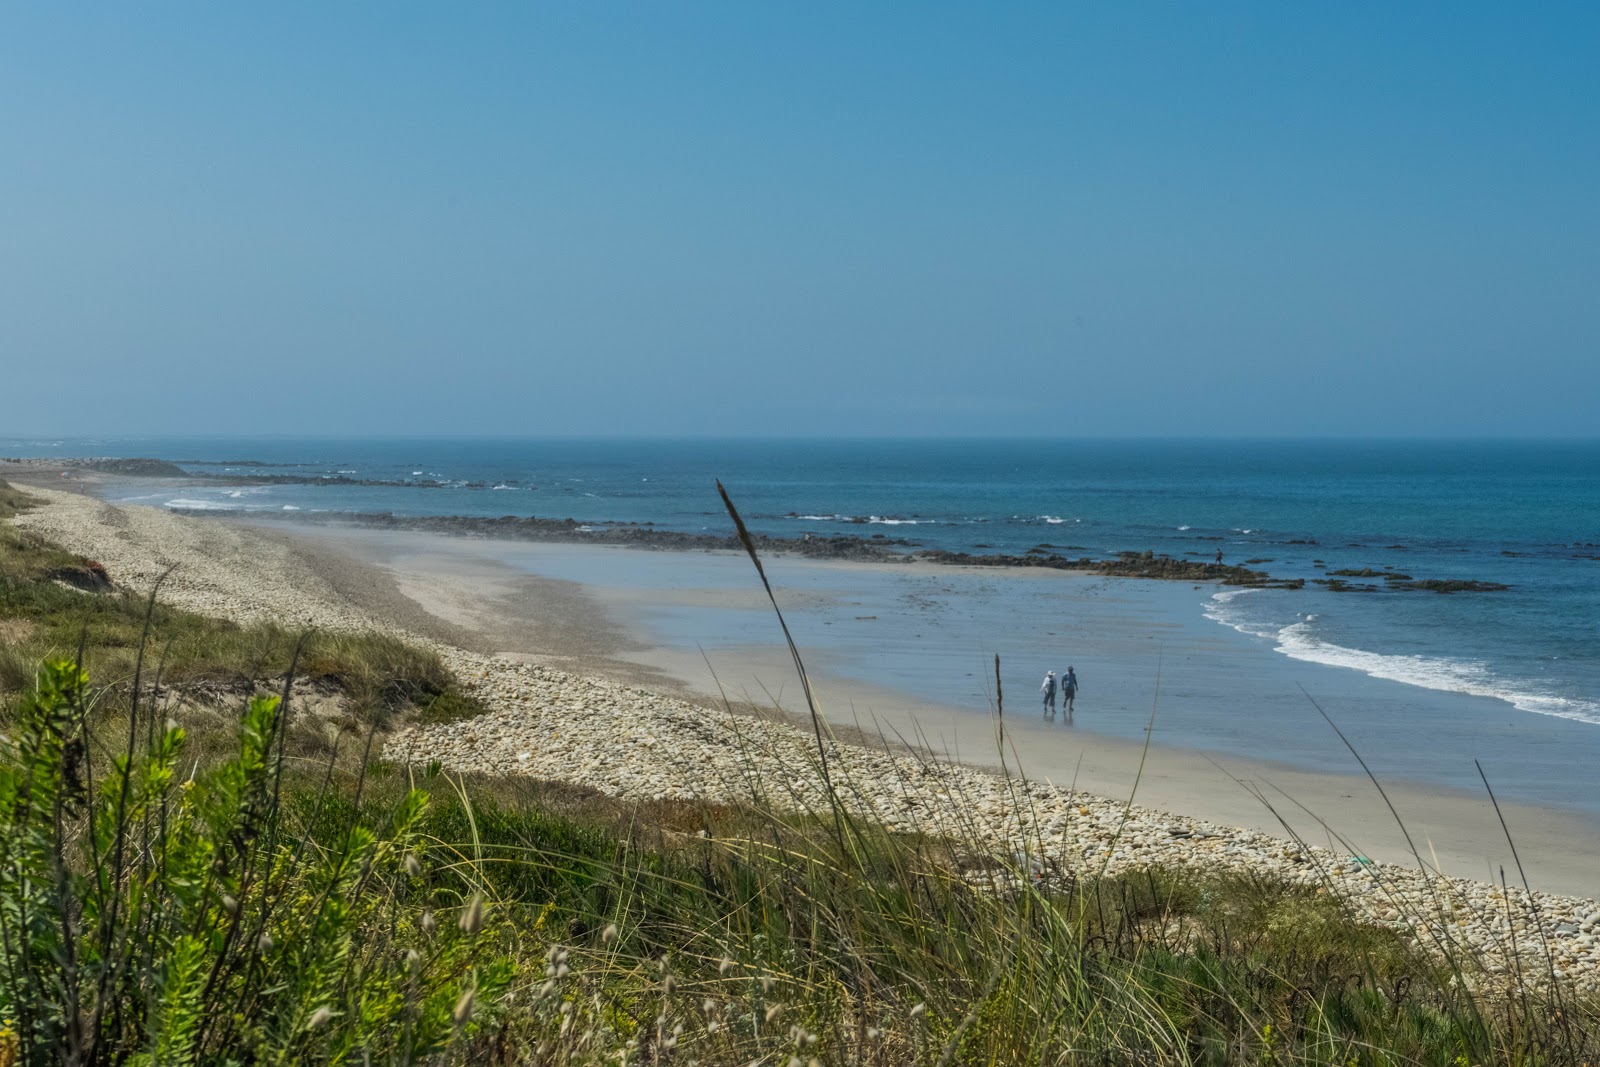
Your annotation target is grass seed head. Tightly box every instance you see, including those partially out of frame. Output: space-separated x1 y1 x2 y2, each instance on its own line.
308 1006 334 1031
602 923 619 943
459 894 484 935
420 910 437 935
453 987 476 1027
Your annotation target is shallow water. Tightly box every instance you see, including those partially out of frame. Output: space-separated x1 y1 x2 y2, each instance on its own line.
371 536 1600 822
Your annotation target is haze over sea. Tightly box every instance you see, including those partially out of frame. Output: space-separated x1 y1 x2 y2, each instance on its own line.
8 435 1599 815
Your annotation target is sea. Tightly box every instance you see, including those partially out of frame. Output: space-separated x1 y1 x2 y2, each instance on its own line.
6 436 1599 811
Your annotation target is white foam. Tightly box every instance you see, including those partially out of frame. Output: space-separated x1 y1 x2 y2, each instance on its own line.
1272 622 1600 724
1205 588 1600 725
163 498 236 511
1177 524 1191 531
1202 588 1280 639
281 504 301 511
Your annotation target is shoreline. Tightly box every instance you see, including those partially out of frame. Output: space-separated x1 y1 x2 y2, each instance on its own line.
270 521 1600 887
9 474 1600 985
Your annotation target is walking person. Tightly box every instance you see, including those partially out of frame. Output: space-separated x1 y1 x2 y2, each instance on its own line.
1061 666 1079 713
1040 670 1058 717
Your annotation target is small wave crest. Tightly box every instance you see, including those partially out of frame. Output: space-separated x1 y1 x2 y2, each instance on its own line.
1202 588 1280 639
783 514 934 525
164 498 237 511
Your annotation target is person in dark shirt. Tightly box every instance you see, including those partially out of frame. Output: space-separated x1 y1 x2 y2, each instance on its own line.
1061 666 1079 713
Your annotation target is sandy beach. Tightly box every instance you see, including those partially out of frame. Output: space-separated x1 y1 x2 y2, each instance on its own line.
11 474 1600 986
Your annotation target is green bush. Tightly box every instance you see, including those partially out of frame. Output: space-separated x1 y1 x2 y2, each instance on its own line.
0 660 512 1065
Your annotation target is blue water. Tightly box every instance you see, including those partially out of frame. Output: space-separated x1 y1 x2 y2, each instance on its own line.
7 436 1599 731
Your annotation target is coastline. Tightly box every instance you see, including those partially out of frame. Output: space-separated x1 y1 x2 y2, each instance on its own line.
9 473 1600 985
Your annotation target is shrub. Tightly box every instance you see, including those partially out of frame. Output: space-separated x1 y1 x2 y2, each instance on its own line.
0 660 512 1065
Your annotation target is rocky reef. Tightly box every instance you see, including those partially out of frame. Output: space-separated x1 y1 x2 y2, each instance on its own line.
181 508 1312 587
1386 578 1510 593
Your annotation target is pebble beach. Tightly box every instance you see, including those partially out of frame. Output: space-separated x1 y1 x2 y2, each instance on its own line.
12 480 1600 990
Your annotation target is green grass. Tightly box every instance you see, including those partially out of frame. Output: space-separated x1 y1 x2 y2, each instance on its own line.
3 475 1598 1064
335 767 1600 1065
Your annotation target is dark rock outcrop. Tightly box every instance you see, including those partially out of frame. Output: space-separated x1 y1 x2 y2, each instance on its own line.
48 559 112 591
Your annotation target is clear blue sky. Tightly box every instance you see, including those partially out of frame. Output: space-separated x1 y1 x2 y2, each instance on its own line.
3 4 1596 437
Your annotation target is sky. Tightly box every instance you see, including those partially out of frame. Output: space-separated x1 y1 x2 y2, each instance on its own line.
2 4 1596 438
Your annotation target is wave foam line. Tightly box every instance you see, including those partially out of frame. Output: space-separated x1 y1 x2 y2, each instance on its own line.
1275 622 1600 725
163 498 241 511
1205 591 1600 725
